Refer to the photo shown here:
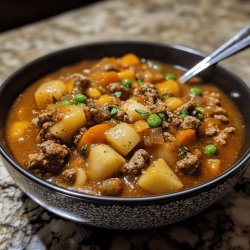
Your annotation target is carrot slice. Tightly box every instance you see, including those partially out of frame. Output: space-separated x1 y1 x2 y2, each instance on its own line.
101 71 120 86
133 120 149 133
176 129 196 145
77 123 112 151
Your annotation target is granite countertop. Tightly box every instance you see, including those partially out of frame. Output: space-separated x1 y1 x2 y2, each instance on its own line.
0 0 249 249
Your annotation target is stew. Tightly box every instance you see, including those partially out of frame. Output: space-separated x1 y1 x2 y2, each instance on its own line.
5 54 245 197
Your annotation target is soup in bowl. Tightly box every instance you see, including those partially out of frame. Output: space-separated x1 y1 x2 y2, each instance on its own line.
0 42 249 229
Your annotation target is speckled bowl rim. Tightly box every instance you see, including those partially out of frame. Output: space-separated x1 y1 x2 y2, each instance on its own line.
1 41 250 204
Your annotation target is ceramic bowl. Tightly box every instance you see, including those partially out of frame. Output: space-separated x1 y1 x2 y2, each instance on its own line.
0 41 250 229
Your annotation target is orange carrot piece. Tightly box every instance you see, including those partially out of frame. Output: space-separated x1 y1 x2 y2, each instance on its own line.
77 123 112 151
133 120 149 133
65 79 73 94
97 94 121 106
176 129 196 145
101 71 120 86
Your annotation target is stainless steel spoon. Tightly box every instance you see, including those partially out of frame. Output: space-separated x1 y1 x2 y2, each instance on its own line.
179 24 250 84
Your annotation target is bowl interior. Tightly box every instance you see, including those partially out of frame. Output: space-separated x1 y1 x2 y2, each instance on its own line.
0 41 250 201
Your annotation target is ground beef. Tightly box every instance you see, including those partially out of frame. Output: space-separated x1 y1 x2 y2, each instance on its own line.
106 82 123 93
28 140 69 174
121 149 149 175
61 168 77 185
176 151 200 174
179 116 201 129
212 106 227 115
214 127 236 145
114 110 126 121
205 126 219 137
175 100 197 114
32 109 61 127
74 127 87 145
68 73 90 94
100 178 123 196
163 132 176 142
149 99 168 113
203 91 221 106
213 114 229 123
106 118 119 126
32 108 62 141
102 64 119 72
89 104 111 123
162 121 170 129
123 113 135 124
134 82 159 105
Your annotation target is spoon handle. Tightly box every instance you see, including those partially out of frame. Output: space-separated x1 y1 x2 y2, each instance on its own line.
179 24 250 84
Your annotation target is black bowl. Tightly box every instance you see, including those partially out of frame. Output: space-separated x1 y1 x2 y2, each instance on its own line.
0 41 250 229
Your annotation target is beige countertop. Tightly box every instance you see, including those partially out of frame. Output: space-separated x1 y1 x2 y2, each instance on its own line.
0 0 249 249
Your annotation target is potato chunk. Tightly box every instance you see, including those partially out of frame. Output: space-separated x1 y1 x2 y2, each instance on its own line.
88 144 125 181
35 80 66 109
50 105 86 143
8 121 30 139
74 168 88 188
150 142 179 167
138 158 183 194
122 99 151 122
106 123 141 156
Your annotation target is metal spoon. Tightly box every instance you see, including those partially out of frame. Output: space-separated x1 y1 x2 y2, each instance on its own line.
179 24 250 84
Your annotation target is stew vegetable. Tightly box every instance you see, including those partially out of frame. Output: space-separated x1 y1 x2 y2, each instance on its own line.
6 54 244 197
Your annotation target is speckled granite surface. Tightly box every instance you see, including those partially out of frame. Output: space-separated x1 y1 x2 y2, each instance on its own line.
0 0 250 249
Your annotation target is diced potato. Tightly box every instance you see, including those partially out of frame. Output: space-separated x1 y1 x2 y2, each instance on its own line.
122 99 151 122
150 142 179 167
118 69 135 80
86 87 102 98
74 168 87 188
120 53 140 66
50 105 86 143
88 144 125 181
106 123 141 156
97 94 121 106
138 158 183 194
156 80 180 97
35 80 66 109
8 121 30 139
165 97 183 110
206 159 221 176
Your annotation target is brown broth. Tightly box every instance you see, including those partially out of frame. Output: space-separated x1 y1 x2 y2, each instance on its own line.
5 59 245 197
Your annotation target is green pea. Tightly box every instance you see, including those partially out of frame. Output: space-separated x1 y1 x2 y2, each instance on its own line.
77 103 86 107
60 100 72 106
192 107 204 120
147 114 162 128
122 78 132 89
74 94 87 103
165 73 176 80
204 144 217 156
178 108 189 120
190 87 202 96
196 112 204 120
